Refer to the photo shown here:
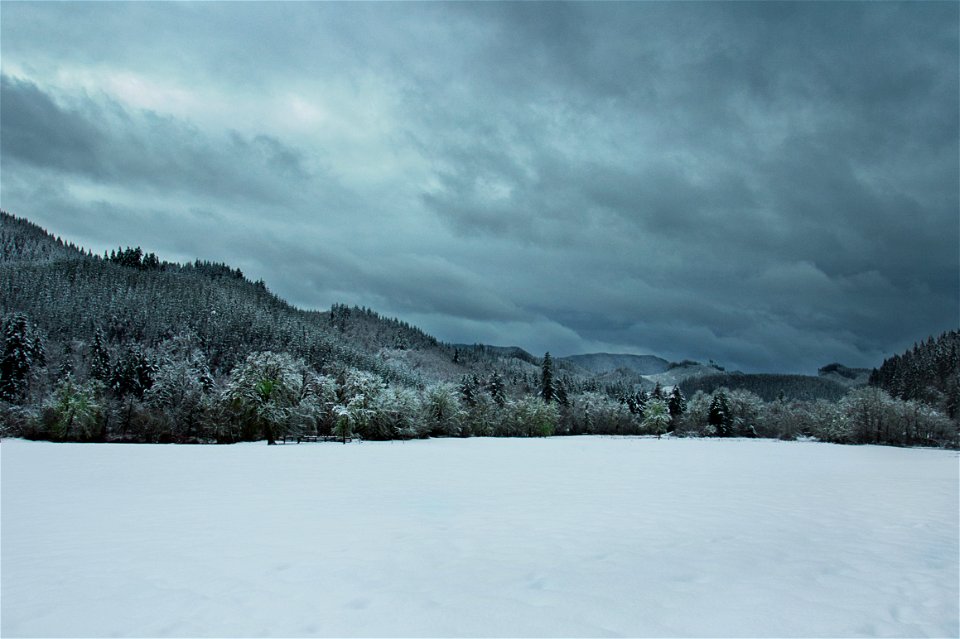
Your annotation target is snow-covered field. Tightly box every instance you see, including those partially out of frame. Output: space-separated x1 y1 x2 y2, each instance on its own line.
2 437 957 638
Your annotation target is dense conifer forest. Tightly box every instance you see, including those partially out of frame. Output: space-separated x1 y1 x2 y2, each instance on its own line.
680 373 849 403
1 211 957 447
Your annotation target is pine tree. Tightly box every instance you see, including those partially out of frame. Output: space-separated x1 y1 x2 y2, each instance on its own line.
90 329 111 383
555 378 569 407
541 352 555 403
459 375 476 407
652 381 664 400
668 386 686 423
45 375 104 441
0 313 46 403
487 372 506 407
58 342 74 378
642 398 671 439
667 384 687 431
111 346 156 399
709 391 732 437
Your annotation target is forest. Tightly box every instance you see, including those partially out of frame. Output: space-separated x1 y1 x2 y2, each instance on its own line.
1 211 957 448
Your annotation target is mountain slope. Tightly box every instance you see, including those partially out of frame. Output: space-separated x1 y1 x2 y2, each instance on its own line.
818 363 871 388
561 353 670 376
0 212 418 384
679 372 849 402
870 331 960 419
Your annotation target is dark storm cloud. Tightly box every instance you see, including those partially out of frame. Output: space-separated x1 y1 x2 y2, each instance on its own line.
1 76 319 208
1 76 101 173
1 2 956 372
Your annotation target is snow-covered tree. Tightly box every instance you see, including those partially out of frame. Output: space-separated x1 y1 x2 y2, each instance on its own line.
642 398 671 439
144 352 214 442
111 346 156 399
511 395 559 437
459 375 476 407
678 390 712 436
709 390 733 437
726 389 763 437
0 313 46 403
423 383 462 437
297 372 338 436
541 352 555 403
652 381 665 400
89 328 111 383
42 375 104 441
667 386 686 426
222 351 305 444
555 378 570 407
370 386 422 439
461 391 499 437
806 399 850 443
564 392 635 435
333 369 383 439
332 394 371 443
487 372 506 407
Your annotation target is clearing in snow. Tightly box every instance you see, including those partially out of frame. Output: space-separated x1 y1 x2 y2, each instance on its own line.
1 437 957 637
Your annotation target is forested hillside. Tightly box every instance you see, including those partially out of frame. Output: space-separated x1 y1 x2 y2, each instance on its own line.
680 373 849 402
1 215 410 384
561 353 670 376
1 211 956 448
870 331 960 420
818 363 872 388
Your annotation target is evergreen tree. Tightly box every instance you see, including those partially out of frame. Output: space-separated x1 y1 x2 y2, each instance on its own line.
709 390 732 437
652 381 664 400
90 329 111 383
541 352 555 403
487 372 506 407
111 346 156 399
642 398 671 439
58 342 74 378
43 375 104 441
0 313 45 403
459 375 476 407
555 378 570 407
668 386 686 424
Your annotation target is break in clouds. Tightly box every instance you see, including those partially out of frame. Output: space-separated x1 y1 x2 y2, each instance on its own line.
1 2 957 373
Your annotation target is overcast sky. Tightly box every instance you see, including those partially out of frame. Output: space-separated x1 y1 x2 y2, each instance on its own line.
2 2 957 373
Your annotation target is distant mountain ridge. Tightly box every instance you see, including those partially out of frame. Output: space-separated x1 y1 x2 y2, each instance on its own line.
817 363 871 388
560 353 670 376
451 344 538 365
679 372 850 402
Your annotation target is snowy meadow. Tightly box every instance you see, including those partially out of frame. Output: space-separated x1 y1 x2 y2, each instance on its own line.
2 437 957 638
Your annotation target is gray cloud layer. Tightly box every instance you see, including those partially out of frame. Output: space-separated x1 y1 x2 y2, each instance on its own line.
2 2 957 372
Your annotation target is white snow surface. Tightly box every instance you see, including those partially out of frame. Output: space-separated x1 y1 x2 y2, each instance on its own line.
2 437 957 638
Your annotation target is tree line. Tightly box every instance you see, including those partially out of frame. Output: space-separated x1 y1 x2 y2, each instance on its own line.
1 321 955 448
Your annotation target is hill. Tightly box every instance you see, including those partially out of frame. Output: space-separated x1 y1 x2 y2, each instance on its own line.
645 360 727 387
679 372 849 402
561 353 670 376
870 331 960 420
818 363 871 388
0 212 407 383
